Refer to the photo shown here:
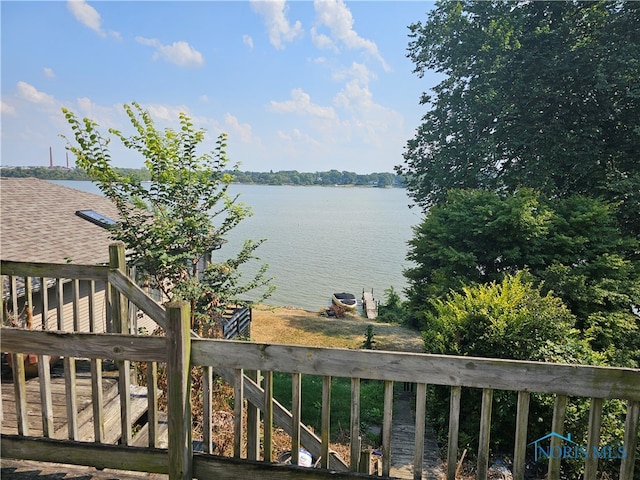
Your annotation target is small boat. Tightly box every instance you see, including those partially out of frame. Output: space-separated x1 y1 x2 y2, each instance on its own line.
332 292 357 310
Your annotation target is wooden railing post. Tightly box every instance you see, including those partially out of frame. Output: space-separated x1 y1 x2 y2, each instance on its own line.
108 242 128 334
166 301 192 480
109 242 132 445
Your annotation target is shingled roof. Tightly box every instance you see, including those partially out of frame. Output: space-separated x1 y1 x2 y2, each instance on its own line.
0 177 122 265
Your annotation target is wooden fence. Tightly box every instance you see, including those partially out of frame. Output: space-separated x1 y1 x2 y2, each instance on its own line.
1 243 639 480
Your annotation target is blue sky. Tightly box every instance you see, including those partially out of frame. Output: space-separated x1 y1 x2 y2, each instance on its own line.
2 1 439 173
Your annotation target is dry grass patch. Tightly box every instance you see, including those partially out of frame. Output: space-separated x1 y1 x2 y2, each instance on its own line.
250 305 424 353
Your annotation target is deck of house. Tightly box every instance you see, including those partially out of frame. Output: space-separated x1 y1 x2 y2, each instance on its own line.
1 244 639 480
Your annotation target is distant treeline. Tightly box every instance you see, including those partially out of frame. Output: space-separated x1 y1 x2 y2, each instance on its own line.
0 166 404 187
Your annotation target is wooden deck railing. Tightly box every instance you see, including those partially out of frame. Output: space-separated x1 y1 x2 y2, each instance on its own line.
1 243 639 480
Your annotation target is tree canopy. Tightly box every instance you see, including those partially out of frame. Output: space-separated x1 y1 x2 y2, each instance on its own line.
398 1 640 237
406 189 640 366
62 103 274 334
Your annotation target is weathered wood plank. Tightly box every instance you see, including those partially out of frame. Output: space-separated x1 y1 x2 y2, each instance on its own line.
1 328 166 362
118 359 132 446
246 370 260 461
0 260 109 281
193 452 384 479
72 279 81 331
40 276 49 330
36 354 54 437
90 358 104 443
166 302 192 480
291 372 302 466
477 388 493 480
107 269 166 330
513 391 530 480
1 434 168 474
320 375 331 469
620 400 639 480
381 380 393 477
202 366 214 454
547 394 567 480
11 353 29 436
233 368 244 458
146 361 159 448
413 383 427 480
10 276 19 324
350 377 361 472
76 384 149 444
191 340 640 400
446 386 461 480
63 357 78 440
56 279 64 330
263 370 274 462
584 397 603 480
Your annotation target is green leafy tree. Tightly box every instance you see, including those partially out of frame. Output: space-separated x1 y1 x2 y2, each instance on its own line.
423 272 604 456
398 1 640 238
62 102 274 334
406 189 640 366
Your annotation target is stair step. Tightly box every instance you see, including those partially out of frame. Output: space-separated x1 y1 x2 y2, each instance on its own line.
72 384 151 443
132 411 169 448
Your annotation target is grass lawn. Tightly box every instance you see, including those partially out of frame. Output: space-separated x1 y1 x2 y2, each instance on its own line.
250 304 423 352
249 305 423 442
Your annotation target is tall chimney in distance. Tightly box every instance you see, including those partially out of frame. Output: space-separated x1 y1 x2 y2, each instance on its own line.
66 152 69 169
49 147 53 168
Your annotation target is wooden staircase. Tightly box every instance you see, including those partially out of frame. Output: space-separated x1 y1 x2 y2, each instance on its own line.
1 358 154 445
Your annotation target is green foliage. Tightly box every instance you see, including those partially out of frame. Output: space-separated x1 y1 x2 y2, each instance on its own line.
406 189 640 366
361 325 376 350
272 373 384 442
423 273 606 457
398 1 640 238
376 286 411 326
61 102 274 333
422 272 589 360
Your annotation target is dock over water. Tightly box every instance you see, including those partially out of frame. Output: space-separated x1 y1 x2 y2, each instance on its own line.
362 290 378 319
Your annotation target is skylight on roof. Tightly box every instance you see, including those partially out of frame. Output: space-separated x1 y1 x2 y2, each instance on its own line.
76 210 116 229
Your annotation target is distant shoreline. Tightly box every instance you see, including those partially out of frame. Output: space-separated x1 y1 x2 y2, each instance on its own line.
0 166 405 188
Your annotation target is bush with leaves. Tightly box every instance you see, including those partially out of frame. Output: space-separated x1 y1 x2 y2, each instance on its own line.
376 286 411 326
422 273 608 459
62 102 274 334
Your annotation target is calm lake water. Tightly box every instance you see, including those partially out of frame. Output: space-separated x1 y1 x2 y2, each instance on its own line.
51 181 421 311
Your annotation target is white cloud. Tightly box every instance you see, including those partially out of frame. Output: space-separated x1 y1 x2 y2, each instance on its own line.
333 80 404 147
310 31 336 52
224 113 255 144
136 37 204 68
333 62 376 85
270 88 336 120
143 103 191 122
250 0 302 50
1 101 16 115
67 1 119 39
44 67 56 78
243 34 254 49
312 0 390 72
16 82 55 105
